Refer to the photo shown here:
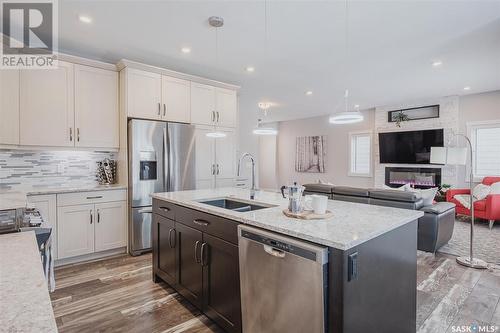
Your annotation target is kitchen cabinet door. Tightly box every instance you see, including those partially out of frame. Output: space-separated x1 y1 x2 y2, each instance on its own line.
176 222 203 309
162 76 190 123
154 214 177 286
27 194 57 259
20 61 74 147
74 65 119 148
57 204 95 259
215 128 236 181
215 88 237 128
94 201 127 252
191 82 215 126
202 233 241 333
194 127 215 189
126 68 162 120
0 69 19 145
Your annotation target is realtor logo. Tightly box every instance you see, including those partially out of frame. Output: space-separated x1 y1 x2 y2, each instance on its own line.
1 0 58 68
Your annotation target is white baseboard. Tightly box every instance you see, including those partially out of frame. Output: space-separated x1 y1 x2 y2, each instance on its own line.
55 247 127 267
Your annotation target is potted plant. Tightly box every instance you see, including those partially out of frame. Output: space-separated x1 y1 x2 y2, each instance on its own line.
394 111 409 127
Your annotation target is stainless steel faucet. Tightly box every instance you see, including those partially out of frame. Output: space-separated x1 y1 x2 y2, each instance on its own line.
237 152 257 199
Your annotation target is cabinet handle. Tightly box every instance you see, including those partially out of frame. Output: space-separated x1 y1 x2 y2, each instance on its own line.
200 242 208 266
158 103 161 116
211 164 215 175
86 196 103 199
216 164 220 175
163 104 166 116
216 111 220 123
97 209 100 223
211 111 215 122
77 128 80 142
193 219 210 227
90 210 93 224
69 127 73 142
168 228 176 248
159 206 170 212
194 240 201 263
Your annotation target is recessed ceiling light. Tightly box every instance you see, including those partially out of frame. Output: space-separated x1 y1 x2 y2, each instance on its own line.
432 60 443 67
305 91 313 96
245 66 255 73
78 15 92 24
463 86 471 91
181 47 191 54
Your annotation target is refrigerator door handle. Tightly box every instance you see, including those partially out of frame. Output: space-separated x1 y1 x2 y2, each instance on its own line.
163 126 169 191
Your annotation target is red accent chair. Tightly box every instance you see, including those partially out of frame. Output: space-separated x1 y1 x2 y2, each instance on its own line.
446 176 500 229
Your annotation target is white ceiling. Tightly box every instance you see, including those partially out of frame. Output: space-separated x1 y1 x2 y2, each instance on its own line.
58 0 500 123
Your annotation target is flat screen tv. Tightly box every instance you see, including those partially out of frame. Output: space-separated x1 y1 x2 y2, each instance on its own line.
379 129 444 164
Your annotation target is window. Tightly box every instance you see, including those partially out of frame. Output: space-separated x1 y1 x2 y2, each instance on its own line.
469 121 500 180
349 131 372 177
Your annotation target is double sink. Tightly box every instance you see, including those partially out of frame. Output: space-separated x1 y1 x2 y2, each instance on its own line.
198 198 276 213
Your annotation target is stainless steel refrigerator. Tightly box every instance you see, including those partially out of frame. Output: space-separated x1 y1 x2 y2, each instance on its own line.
128 119 196 256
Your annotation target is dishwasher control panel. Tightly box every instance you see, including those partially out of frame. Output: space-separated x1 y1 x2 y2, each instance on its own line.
241 229 317 261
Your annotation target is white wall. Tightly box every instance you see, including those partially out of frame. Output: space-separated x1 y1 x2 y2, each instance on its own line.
276 110 375 188
457 90 500 187
237 95 260 185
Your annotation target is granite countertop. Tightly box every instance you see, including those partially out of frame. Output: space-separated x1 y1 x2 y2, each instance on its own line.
151 188 424 250
0 184 127 210
0 231 58 333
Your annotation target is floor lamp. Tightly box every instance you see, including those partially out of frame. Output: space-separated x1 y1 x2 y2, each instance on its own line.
430 134 488 269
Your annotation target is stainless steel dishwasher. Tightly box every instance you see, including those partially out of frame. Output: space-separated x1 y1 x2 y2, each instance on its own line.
238 225 329 333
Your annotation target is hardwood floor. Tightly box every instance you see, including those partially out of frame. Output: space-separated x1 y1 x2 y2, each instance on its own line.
51 252 500 333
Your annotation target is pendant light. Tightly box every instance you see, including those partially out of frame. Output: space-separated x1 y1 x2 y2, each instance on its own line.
206 16 227 138
329 0 364 125
252 1 278 136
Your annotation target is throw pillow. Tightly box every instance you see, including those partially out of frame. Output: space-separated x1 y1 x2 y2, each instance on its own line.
407 187 438 206
383 184 411 191
472 183 490 200
489 182 500 195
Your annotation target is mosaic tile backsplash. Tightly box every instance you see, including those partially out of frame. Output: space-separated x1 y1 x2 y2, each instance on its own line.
0 150 117 192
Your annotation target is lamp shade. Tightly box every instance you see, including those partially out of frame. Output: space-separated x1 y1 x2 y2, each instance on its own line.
447 147 467 165
430 146 468 165
430 147 447 164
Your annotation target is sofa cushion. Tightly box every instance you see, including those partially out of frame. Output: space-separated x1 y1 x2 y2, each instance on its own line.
303 183 334 194
420 202 455 214
474 199 487 211
333 186 370 197
368 189 420 203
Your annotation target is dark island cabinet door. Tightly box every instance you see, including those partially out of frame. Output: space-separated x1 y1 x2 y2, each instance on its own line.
176 222 204 309
202 233 242 333
156 215 177 286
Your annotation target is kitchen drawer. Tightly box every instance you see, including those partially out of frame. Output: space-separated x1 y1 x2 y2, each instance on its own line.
153 199 176 220
176 205 238 244
57 189 126 207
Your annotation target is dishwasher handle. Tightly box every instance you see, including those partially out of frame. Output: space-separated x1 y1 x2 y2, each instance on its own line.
263 245 286 258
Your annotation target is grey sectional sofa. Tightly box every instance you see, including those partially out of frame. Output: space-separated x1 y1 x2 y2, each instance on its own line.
303 184 456 253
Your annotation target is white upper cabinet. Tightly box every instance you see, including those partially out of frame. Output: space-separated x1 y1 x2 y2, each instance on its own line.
0 69 20 145
215 128 236 179
195 126 216 187
126 68 162 120
162 76 190 123
191 83 216 126
215 88 237 128
74 65 119 148
20 61 75 147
